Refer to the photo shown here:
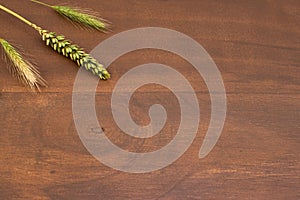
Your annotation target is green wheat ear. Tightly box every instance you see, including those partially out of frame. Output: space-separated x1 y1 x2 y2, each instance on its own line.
39 30 110 80
0 38 47 91
31 0 110 32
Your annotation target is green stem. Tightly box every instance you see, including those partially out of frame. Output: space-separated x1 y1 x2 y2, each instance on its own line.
0 4 41 31
30 0 51 8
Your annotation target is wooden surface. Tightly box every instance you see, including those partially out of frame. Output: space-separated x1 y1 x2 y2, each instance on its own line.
0 0 299 199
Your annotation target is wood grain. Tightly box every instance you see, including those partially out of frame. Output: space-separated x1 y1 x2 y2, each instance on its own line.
0 0 299 199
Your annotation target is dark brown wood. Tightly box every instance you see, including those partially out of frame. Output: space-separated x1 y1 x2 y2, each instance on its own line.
0 0 299 199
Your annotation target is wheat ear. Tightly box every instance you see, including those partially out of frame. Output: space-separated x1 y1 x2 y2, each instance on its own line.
0 4 110 80
39 30 110 79
0 38 47 90
31 0 110 32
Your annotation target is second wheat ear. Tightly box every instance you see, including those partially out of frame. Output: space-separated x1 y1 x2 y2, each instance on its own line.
31 0 110 32
0 4 110 80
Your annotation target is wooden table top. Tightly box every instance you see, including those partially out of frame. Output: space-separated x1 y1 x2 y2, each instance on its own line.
0 0 299 199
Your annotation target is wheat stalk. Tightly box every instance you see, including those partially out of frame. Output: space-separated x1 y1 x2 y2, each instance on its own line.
0 4 110 80
0 38 47 90
31 0 110 32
